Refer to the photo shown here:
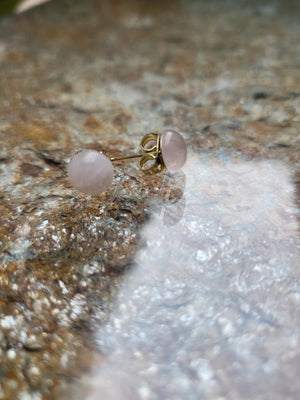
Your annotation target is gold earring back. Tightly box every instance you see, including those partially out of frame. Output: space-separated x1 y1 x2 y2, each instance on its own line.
110 132 166 175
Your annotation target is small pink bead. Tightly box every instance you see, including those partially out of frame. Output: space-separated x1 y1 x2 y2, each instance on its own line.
68 150 113 194
161 129 187 173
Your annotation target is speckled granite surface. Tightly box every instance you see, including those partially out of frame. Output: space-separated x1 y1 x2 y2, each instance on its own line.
0 0 299 399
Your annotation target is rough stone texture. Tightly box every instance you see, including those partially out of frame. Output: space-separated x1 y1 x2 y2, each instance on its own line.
0 0 299 399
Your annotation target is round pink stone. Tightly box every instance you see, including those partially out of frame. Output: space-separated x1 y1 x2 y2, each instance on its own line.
161 129 187 173
68 150 113 194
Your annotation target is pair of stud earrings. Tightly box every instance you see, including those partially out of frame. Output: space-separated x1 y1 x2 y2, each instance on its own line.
67 129 187 195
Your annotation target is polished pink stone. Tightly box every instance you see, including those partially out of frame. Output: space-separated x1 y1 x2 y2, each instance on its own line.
161 129 187 173
68 150 114 194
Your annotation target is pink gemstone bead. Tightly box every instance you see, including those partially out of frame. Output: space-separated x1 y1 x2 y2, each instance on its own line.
161 129 187 173
68 150 113 194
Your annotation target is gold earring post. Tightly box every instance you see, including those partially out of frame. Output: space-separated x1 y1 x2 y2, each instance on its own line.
110 132 165 175
110 153 145 162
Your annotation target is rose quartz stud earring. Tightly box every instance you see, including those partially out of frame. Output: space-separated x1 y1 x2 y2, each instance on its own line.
67 129 187 195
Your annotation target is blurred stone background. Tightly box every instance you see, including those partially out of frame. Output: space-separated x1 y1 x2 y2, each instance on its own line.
0 0 299 399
